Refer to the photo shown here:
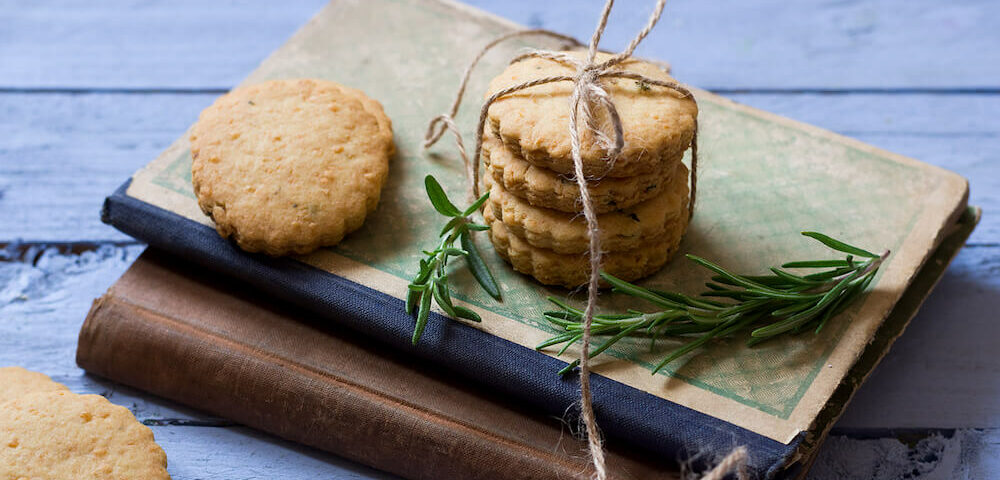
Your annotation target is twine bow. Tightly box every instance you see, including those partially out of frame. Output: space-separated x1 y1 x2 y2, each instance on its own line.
424 1 745 479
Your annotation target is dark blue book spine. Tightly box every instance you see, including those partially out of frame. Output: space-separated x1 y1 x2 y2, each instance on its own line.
102 180 802 479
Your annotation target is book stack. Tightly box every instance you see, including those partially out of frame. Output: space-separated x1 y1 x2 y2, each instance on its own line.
86 0 976 478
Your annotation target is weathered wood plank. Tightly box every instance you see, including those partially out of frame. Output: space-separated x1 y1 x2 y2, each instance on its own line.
474 0 1000 91
1 0 998 90
0 0 325 90
149 425 398 480
0 245 142 373
0 245 219 423
1 92 995 243
813 428 1000 480
0 92 215 243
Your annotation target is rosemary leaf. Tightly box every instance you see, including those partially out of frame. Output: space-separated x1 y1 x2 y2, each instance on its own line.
412 286 433 345
801 231 878 258
461 231 502 300
406 175 503 343
453 305 483 322
538 232 888 375
424 175 462 217
782 259 851 268
463 192 492 216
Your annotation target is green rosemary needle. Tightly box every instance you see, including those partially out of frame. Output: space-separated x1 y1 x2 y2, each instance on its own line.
538 232 889 375
406 175 502 344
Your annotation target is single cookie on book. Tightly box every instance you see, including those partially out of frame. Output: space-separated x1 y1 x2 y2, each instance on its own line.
484 203 687 288
483 135 678 214
190 78 394 256
0 368 170 479
486 51 697 178
484 164 688 255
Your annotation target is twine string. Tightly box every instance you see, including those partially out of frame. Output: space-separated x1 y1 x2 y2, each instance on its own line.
423 1 742 478
701 447 750 480
571 2 616 478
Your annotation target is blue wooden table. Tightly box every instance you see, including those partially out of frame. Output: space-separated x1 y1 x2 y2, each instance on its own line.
2 1 998 478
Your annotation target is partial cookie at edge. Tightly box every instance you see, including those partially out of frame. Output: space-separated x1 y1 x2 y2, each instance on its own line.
0 391 170 479
0 367 69 405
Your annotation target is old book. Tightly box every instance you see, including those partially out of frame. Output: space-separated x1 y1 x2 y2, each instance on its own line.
98 0 977 477
79 216 980 480
77 249 675 480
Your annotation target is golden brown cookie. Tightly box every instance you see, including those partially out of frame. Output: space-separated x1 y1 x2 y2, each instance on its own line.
486 51 697 178
483 134 679 213
0 367 69 405
0 391 169 479
339 84 395 157
190 78 392 256
484 204 686 288
485 163 688 254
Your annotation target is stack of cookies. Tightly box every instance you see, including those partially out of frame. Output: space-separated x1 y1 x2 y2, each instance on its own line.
481 51 698 288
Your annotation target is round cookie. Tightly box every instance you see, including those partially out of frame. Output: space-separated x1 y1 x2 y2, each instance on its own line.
483 134 678 214
485 163 688 255
190 78 392 256
486 51 698 178
484 204 687 288
0 391 169 479
0 367 69 404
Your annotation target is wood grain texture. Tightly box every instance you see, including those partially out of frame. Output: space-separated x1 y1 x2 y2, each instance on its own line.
466 0 1000 91
0 0 324 90
2 0 998 478
0 93 213 242
149 425 396 480
2 0 998 90
810 428 1000 480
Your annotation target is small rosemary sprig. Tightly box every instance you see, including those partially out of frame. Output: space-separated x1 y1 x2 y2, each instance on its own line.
538 232 889 375
406 175 502 344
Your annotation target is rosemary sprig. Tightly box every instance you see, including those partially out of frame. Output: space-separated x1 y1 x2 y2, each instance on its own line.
538 232 889 375
406 175 502 344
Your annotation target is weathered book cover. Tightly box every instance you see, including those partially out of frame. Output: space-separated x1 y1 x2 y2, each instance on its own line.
98 0 973 477
78 249 674 480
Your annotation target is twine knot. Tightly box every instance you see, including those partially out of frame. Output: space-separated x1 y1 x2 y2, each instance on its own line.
424 1 742 479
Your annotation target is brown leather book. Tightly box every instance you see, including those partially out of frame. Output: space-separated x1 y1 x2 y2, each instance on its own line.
76 249 674 480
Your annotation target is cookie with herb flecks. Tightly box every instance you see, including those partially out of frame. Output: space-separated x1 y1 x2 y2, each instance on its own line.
486 51 697 178
483 201 687 288
483 134 679 214
190 78 393 256
484 163 688 255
